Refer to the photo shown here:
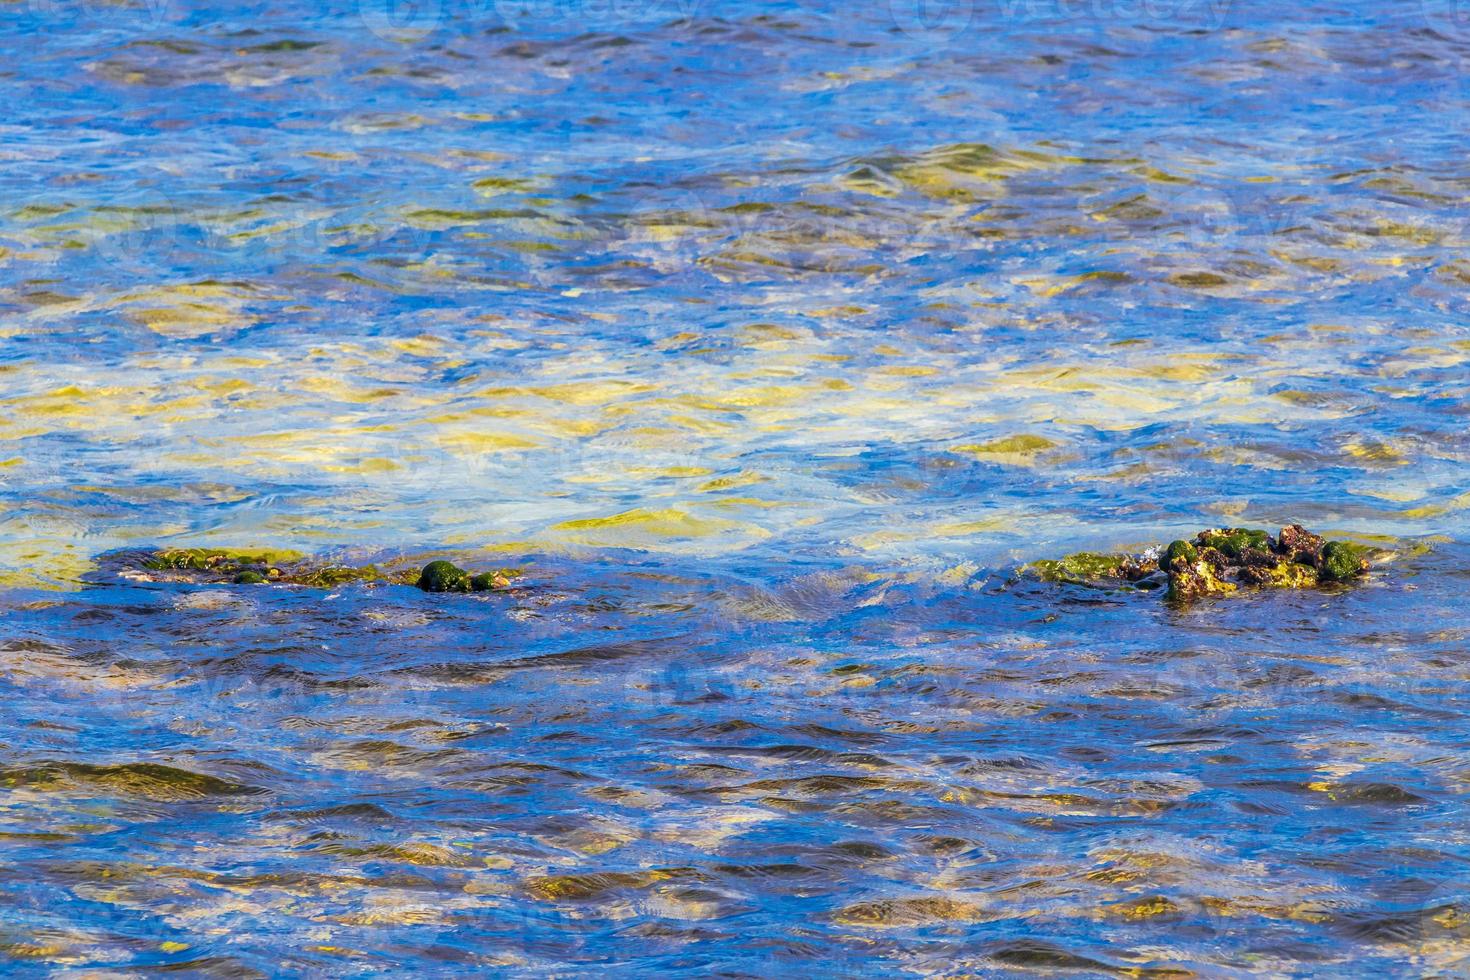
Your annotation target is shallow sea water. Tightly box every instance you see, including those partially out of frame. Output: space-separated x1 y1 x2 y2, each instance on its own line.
3 0 1470 975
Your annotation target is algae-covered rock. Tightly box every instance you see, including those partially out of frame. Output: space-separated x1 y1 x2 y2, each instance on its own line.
1319 541 1369 582
145 548 299 573
1027 552 1126 584
134 549 410 589
124 548 520 594
1031 524 1371 604
292 565 387 588
470 571 511 592
1025 551 1160 588
1163 540 1197 565
417 562 517 594
1165 554 1237 602
418 560 472 593
1195 528 1271 559
1258 562 1319 588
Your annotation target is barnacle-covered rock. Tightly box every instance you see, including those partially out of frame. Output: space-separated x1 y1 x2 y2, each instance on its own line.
1258 561 1319 588
1275 524 1326 566
1165 551 1237 602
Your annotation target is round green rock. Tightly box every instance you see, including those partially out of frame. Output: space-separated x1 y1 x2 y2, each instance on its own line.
418 560 471 593
1164 540 1197 565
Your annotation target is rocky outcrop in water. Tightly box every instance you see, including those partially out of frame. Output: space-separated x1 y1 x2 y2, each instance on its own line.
1028 525 1372 603
128 549 517 593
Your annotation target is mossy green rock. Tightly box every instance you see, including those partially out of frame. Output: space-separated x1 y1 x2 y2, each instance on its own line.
233 570 268 585
1163 540 1197 565
145 548 300 573
1027 552 1126 585
1025 551 1161 589
1319 541 1369 582
417 560 472 593
1195 528 1271 559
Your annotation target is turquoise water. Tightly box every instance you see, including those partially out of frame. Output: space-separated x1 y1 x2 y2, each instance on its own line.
3 0 1470 974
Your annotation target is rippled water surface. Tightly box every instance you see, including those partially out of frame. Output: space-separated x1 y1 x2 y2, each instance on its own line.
4 0 1470 974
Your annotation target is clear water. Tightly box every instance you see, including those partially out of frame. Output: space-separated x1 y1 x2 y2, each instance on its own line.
2 0 1470 974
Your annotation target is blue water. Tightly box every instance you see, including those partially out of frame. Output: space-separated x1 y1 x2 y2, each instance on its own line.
3 0 1470 974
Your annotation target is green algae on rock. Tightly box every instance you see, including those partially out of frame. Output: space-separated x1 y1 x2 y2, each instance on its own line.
1168 525 1366 601
417 559 470 592
416 560 513 593
144 548 301 573
1163 539 1197 566
1319 540 1370 582
470 570 510 591
1024 551 1163 589
130 549 520 594
132 548 410 589
1030 524 1371 603
1195 528 1271 559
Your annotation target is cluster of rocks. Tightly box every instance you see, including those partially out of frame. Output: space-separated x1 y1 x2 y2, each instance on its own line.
414 560 512 593
1027 524 1371 603
1162 525 1368 602
140 549 399 587
135 549 515 593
